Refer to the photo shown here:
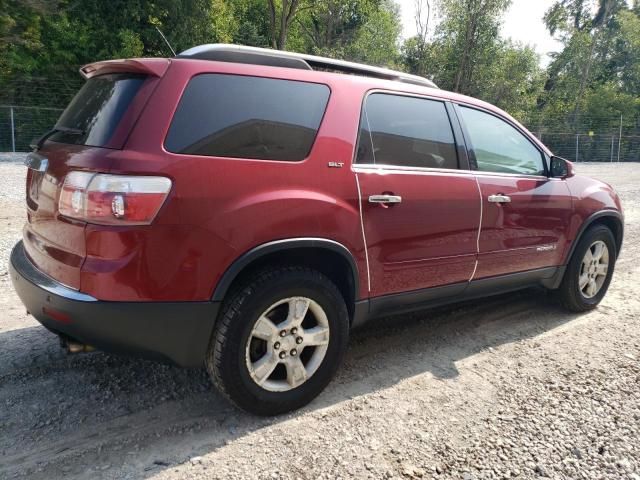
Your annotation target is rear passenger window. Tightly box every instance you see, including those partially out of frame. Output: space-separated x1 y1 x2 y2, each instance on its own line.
165 74 330 161
356 93 458 169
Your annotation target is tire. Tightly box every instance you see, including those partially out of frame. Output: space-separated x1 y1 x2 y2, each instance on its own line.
557 224 617 312
206 266 349 415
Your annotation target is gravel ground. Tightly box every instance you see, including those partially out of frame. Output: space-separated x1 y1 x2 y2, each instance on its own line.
0 162 638 480
0 152 27 163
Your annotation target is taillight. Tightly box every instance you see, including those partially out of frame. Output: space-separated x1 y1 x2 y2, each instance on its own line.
59 172 172 225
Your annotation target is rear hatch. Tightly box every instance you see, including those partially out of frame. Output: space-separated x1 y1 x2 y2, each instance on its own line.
24 60 167 290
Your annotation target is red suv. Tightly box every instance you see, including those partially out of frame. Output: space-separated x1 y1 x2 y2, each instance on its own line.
10 45 623 415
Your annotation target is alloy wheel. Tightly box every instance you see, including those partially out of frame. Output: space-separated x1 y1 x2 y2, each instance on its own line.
245 297 330 392
579 240 609 299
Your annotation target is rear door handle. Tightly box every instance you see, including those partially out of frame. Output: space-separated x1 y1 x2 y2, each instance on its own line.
488 194 511 204
368 194 402 205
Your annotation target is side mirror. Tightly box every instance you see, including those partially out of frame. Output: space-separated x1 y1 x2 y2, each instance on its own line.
550 156 575 179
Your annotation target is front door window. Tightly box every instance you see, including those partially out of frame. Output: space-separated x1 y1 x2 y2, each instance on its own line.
458 106 545 176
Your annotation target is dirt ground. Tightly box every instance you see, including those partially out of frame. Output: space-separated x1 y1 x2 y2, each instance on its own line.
0 162 638 480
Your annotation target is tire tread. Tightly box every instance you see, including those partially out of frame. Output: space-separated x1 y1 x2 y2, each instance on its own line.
206 265 348 415
556 224 616 313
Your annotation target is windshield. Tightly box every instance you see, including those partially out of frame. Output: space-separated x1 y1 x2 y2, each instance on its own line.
50 73 146 148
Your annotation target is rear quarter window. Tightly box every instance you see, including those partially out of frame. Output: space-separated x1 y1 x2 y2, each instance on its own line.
165 74 330 161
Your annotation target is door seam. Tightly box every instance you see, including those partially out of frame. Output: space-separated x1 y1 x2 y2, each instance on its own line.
469 175 483 282
354 173 371 292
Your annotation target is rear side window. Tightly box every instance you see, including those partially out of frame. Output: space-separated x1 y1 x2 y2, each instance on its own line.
51 73 146 147
356 93 458 169
165 74 330 161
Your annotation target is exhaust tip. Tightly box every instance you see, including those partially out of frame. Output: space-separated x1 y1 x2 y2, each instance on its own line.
59 335 95 354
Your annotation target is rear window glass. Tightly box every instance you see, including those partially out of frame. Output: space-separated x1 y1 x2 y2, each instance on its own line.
165 74 330 161
51 73 146 147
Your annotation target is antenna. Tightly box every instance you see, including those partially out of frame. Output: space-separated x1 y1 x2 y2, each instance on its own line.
155 26 176 56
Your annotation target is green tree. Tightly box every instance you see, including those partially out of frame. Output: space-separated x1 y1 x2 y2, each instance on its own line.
232 0 271 47
401 0 431 76
478 41 544 118
605 9 640 96
5 0 637 151
295 0 378 52
541 0 629 127
402 0 543 115
288 0 402 67
430 0 511 95
266 0 306 49
344 0 402 66
0 0 242 106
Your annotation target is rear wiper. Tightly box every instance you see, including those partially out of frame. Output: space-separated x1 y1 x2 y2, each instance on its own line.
30 126 86 151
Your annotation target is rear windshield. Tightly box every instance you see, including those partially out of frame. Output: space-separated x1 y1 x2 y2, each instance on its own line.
165 74 330 161
50 73 146 147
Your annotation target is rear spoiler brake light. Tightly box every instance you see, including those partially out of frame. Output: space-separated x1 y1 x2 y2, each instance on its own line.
80 58 170 79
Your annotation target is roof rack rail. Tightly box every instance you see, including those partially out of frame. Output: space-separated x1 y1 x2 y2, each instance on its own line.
178 44 438 89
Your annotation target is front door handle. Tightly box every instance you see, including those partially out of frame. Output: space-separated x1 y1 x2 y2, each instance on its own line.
368 194 402 205
488 194 511 204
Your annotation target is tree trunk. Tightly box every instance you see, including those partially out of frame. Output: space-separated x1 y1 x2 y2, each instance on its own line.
277 0 288 49
454 0 479 93
267 0 278 49
268 0 300 50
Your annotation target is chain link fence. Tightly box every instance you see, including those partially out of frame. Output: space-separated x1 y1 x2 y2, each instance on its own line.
522 114 640 163
0 105 64 152
0 72 77 154
529 132 640 163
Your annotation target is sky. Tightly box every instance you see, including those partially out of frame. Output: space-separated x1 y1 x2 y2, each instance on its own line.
395 0 563 66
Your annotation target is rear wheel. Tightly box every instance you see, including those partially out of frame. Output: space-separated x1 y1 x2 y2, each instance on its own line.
206 266 349 415
557 225 616 312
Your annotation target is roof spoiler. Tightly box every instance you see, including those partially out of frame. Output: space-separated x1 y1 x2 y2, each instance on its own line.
79 58 170 79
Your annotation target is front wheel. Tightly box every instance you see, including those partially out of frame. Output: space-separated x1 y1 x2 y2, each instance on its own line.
206 266 349 415
556 225 617 312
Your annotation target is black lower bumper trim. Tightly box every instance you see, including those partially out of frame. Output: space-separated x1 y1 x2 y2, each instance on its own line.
9 241 219 367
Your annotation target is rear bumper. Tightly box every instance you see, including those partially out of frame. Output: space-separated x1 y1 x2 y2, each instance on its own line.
9 241 219 367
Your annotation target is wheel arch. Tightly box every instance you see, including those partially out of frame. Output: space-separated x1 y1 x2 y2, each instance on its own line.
566 210 624 264
211 238 361 322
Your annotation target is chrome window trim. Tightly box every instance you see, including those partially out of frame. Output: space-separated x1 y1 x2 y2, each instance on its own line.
471 170 549 181
362 88 450 103
353 163 473 176
351 170 556 181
